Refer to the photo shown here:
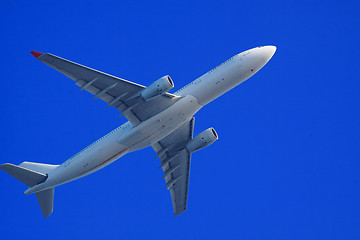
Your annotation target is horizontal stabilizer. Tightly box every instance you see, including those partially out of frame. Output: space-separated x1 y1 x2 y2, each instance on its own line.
0 163 47 187
19 162 59 175
36 188 54 218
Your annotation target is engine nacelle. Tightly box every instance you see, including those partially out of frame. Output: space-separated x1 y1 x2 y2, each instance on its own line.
186 128 218 153
141 75 174 100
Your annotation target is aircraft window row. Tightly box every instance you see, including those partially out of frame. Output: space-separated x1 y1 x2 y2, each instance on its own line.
208 55 238 74
175 55 238 94
175 54 241 94
175 80 198 93
67 126 122 161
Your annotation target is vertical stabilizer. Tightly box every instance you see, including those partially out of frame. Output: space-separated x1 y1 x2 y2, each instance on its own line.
0 163 56 218
35 188 54 218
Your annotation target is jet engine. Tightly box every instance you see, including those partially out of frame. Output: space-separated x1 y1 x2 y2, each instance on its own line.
141 75 174 100
186 128 218 153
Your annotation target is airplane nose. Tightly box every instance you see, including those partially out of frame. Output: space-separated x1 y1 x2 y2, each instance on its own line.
247 46 276 71
261 46 276 63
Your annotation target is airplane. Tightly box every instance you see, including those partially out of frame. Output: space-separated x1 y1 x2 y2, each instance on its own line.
0 46 276 218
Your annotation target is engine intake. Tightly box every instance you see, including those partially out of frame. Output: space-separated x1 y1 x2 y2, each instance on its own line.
186 128 218 153
141 75 174 100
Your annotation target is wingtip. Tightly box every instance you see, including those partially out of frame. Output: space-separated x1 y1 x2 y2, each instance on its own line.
30 51 44 58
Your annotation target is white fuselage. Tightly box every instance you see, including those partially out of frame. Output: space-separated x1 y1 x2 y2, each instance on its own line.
25 46 276 195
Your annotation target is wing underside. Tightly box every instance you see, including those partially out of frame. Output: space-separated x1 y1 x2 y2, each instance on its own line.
152 118 194 215
34 53 180 126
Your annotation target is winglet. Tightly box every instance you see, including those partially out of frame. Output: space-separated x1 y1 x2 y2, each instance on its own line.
30 51 44 58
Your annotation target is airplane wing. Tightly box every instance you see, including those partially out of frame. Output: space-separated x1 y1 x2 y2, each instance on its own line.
152 117 195 215
31 51 180 126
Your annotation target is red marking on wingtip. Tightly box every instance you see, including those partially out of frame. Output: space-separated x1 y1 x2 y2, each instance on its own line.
30 51 44 58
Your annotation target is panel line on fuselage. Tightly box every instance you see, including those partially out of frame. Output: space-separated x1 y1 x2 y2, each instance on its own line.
174 53 240 95
70 147 130 181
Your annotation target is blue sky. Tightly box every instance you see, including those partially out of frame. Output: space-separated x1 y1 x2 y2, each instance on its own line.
0 1 359 239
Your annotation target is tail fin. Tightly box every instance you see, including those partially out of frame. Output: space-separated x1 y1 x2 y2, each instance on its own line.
0 163 47 187
0 162 59 218
36 188 54 218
